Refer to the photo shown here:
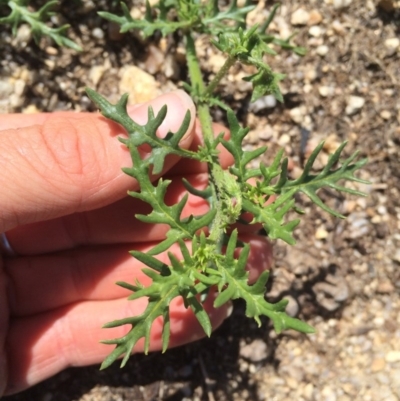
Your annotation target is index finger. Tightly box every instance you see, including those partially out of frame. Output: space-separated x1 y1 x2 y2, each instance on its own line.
0 91 195 233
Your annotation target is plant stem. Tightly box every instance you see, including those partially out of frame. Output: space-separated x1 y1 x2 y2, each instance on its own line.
204 56 236 97
184 32 214 147
184 32 226 251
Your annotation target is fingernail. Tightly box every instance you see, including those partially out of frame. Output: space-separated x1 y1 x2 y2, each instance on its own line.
172 89 196 112
152 90 195 140
127 90 195 139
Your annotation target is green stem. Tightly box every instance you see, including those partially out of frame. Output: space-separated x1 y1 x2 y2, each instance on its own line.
185 33 214 147
204 56 236 97
185 32 226 250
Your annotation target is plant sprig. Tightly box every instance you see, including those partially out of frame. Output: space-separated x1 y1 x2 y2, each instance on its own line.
85 0 368 369
0 0 81 50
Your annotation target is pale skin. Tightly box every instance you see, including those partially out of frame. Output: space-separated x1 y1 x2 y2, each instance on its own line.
0 90 272 396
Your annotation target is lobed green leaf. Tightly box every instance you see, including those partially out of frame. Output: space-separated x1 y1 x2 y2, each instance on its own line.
0 0 81 50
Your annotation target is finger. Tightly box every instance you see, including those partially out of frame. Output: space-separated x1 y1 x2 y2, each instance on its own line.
237 234 273 283
7 235 273 316
0 90 196 233
5 173 211 255
5 293 228 395
6 171 264 255
7 243 169 316
0 115 233 174
0 260 9 397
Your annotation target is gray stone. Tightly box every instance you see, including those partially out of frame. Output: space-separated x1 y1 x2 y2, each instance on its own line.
249 95 277 112
240 339 268 362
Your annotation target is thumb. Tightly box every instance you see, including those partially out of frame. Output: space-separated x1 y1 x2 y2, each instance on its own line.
0 90 195 233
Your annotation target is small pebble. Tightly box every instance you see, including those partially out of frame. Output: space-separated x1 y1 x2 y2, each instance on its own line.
249 95 277 112
392 249 400 263
380 110 391 120
0 79 14 100
286 377 299 390
145 45 164 74
316 45 329 56
92 27 105 40
303 383 315 400
308 10 323 25
163 54 180 79
278 133 291 146
285 295 300 317
289 106 307 123
345 96 365 115
240 339 268 362
385 351 400 363
89 65 106 86
371 358 386 372
332 20 346 35
315 227 329 239
305 68 318 82
119 65 161 104
15 24 32 45
45 46 58 55
376 280 394 294
309 26 323 37
22 104 40 114
321 386 337 401
384 37 400 50
319 86 334 97
313 279 349 310
333 0 353 9
13 79 25 96
291 8 310 26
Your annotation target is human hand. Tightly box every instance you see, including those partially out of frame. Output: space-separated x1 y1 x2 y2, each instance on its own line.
0 90 272 396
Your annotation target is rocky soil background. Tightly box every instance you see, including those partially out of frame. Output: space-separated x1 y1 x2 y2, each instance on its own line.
1 0 400 400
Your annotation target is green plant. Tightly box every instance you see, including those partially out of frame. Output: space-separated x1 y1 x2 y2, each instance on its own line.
1 0 366 369
83 0 368 370
0 0 81 50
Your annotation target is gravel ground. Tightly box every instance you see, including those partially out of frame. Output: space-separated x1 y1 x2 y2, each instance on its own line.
1 0 400 400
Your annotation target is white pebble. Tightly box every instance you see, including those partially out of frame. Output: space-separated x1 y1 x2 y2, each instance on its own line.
15 24 32 45
249 95 277 112
13 79 26 96
291 8 310 26
315 227 329 239
321 386 337 401
385 37 400 49
92 27 104 40
380 110 391 120
316 45 329 56
345 96 365 115
386 351 400 363
394 249 400 263
332 20 346 35
89 65 106 86
377 205 387 215
309 25 323 37
303 383 315 400
289 106 306 124
319 86 334 97
333 0 353 9
278 133 291 146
